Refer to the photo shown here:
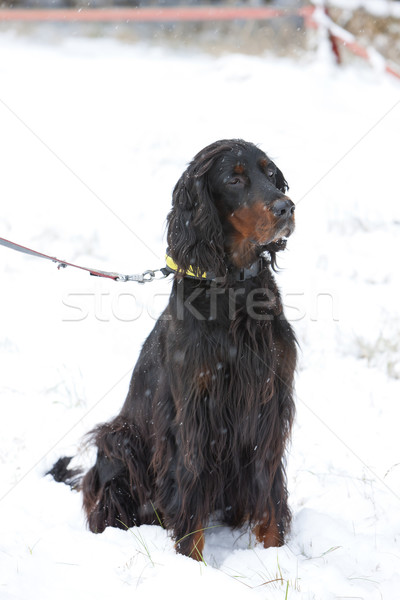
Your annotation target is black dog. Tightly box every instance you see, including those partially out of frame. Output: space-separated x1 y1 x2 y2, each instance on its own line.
50 139 297 560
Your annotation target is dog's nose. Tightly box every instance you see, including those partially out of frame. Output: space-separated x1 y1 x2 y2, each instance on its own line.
271 198 295 218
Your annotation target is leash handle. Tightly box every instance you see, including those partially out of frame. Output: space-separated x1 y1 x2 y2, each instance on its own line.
0 236 169 284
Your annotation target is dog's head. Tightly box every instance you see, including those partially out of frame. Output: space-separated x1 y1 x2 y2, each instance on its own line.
167 139 295 276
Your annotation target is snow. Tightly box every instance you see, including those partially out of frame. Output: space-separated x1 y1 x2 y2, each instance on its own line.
0 30 400 600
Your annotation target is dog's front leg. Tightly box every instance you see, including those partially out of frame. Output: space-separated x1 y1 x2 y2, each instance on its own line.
158 457 207 561
253 514 284 549
174 521 205 561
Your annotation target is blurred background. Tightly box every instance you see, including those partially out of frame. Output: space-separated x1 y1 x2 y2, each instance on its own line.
0 0 399 64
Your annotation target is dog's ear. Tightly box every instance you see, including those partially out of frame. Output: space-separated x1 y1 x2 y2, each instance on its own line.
275 167 289 194
167 162 225 278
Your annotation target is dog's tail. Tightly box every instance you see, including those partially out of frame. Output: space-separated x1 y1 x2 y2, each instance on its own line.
46 456 82 490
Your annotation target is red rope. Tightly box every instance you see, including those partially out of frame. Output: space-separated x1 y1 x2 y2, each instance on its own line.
0 6 314 23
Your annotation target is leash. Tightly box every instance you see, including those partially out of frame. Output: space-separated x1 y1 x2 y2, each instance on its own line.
0 236 169 283
0 236 268 284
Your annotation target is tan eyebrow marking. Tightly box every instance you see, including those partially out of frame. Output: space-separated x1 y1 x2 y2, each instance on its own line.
234 163 245 174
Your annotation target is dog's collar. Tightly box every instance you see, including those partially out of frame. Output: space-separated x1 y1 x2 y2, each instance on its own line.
165 254 215 280
165 253 269 282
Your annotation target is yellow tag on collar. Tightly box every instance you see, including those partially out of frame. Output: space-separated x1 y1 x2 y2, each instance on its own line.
165 254 208 279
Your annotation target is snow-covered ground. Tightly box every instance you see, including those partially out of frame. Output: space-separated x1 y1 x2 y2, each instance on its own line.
0 30 399 600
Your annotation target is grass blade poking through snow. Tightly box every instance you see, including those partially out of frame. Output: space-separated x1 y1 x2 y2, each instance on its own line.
116 519 155 567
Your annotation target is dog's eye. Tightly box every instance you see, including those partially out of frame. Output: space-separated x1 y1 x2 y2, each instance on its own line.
267 168 275 179
228 177 244 186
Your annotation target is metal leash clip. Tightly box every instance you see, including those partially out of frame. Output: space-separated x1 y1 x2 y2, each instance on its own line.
118 268 170 284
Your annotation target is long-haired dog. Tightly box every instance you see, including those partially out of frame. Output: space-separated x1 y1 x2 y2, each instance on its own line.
49 139 297 560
